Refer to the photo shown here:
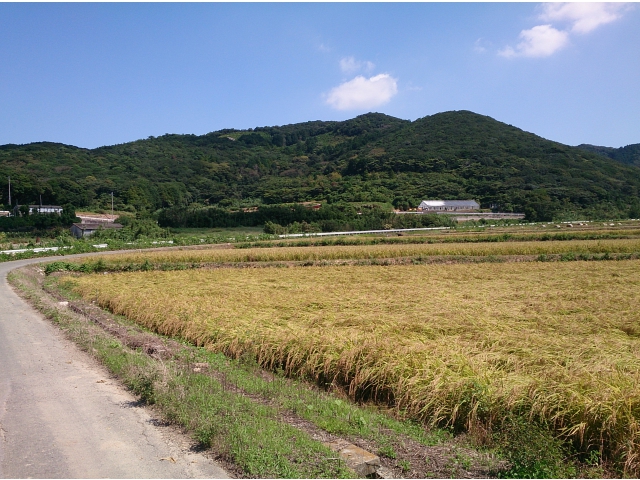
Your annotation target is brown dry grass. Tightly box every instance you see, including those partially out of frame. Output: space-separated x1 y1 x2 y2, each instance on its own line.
65 260 640 472
79 238 640 266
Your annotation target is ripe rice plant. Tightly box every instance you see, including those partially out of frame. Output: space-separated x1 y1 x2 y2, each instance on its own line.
73 238 640 267
65 260 640 473
249 226 640 248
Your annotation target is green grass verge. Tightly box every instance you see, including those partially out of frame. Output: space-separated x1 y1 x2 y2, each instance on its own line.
182 348 448 451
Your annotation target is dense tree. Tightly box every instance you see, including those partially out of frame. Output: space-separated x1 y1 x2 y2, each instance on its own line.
577 143 640 168
0 204 80 232
1 111 639 222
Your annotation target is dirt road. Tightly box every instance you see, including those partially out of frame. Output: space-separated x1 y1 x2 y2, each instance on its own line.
0 256 229 478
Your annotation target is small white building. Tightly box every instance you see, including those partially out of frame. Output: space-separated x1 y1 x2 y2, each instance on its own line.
12 204 64 216
29 205 64 215
417 200 480 212
70 222 123 238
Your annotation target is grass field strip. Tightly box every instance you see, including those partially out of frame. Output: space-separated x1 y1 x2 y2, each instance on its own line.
65 260 640 474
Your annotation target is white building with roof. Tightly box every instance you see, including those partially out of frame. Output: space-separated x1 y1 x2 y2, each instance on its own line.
29 205 64 215
417 200 480 212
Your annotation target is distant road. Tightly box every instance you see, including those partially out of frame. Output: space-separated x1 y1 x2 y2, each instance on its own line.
0 255 229 478
279 225 451 238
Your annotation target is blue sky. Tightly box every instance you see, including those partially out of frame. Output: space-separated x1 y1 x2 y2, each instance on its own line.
0 3 638 149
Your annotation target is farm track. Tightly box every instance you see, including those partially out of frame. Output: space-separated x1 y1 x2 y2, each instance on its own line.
0 256 229 479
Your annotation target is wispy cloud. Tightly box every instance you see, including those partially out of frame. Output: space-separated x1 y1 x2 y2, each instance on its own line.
539 2 629 34
339 56 375 74
474 38 492 54
499 25 569 58
499 2 630 59
325 74 398 111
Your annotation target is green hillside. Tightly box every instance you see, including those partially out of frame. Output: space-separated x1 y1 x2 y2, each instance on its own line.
577 143 640 168
1 110 639 222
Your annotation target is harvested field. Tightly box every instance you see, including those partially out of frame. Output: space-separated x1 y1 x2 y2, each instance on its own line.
72 238 640 266
65 260 640 473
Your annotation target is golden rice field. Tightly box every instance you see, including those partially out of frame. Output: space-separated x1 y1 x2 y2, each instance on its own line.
95 238 640 265
274 226 640 244
65 260 640 471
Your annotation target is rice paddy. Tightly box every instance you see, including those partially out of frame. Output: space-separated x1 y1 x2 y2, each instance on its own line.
72 238 640 267
65 259 640 473
257 225 640 247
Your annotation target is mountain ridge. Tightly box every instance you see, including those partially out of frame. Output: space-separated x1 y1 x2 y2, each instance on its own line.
576 143 640 168
1 110 639 221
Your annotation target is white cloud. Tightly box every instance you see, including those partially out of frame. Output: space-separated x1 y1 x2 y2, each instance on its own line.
339 56 375 74
499 24 569 58
539 2 629 34
499 2 630 59
325 74 398 111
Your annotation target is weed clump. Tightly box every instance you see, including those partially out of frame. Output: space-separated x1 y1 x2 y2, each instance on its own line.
494 416 576 478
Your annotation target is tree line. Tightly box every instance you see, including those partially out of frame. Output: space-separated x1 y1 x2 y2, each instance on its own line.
158 203 454 232
0 204 79 233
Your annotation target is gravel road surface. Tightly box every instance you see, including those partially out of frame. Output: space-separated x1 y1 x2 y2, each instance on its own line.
0 256 229 478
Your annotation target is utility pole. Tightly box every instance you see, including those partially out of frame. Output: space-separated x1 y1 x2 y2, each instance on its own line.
8 176 11 207
111 192 114 218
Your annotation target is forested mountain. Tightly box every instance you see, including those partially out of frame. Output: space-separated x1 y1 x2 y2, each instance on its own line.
1 110 639 221
577 143 640 168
